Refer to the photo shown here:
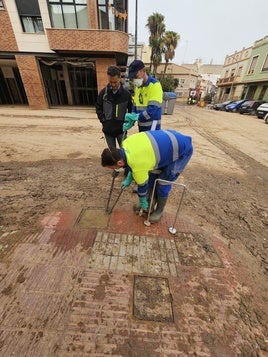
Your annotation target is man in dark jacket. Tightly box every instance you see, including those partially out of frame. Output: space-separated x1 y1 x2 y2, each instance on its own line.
96 66 133 149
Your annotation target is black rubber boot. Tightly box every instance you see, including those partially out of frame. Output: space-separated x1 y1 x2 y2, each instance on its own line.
149 197 168 223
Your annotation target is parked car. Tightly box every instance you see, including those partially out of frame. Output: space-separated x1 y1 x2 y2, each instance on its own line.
213 100 234 111
264 113 268 124
256 102 268 119
225 99 248 112
239 100 266 115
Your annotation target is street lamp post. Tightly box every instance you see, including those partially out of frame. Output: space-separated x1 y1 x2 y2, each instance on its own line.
134 0 138 60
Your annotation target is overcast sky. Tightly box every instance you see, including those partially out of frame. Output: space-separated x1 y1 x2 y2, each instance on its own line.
128 0 268 65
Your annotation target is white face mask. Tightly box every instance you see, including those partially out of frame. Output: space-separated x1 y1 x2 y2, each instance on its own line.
133 78 143 87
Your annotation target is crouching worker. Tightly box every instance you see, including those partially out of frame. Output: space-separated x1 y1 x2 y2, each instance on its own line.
101 130 193 223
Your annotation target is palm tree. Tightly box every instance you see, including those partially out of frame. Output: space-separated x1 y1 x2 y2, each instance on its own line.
163 31 180 73
146 13 166 76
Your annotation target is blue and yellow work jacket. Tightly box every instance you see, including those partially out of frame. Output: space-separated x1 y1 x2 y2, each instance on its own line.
133 75 163 131
121 130 193 197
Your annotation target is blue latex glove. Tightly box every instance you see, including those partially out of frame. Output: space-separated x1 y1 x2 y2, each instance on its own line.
139 197 149 210
123 120 135 132
121 171 133 189
125 113 139 122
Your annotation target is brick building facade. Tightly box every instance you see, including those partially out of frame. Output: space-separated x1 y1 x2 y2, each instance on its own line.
0 0 129 109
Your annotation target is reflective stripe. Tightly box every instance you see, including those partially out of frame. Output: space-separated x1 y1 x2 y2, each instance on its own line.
136 105 147 111
150 169 162 174
139 120 161 127
139 121 152 127
136 103 162 111
150 120 157 130
148 100 162 107
146 131 160 167
143 110 150 120
164 130 179 161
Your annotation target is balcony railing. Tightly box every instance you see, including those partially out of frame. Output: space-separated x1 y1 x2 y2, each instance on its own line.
217 75 241 85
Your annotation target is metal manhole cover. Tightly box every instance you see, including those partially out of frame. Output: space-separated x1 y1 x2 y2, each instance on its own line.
75 209 109 229
133 276 174 322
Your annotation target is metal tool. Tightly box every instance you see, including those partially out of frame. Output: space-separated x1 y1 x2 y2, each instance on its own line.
143 178 160 227
168 183 186 234
144 178 186 234
105 170 119 213
107 188 124 214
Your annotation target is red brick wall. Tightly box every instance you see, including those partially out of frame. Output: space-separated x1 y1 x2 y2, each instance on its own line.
0 9 18 51
88 0 98 29
95 59 117 93
16 56 48 110
47 29 129 53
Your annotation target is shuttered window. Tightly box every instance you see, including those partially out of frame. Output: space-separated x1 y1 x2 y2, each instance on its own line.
15 0 41 16
15 0 44 32
248 56 258 75
262 54 268 72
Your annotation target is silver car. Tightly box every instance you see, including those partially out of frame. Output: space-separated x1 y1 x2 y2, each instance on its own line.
256 102 268 119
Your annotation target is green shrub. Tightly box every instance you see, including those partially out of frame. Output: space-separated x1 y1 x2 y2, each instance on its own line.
157 75 177 92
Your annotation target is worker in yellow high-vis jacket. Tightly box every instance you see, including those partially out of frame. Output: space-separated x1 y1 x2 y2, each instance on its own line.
123 60 163 133
101 129 193 223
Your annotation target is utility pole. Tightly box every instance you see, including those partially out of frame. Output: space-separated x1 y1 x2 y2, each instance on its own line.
134 0 138 60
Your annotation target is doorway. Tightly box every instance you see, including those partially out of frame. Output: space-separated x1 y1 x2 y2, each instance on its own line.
0 66 28 105
39 58 98 107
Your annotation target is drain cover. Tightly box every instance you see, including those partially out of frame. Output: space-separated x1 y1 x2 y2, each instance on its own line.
75 209 109 229
133 276 174 322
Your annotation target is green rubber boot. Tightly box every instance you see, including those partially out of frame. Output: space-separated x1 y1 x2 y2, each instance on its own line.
149 197 168 223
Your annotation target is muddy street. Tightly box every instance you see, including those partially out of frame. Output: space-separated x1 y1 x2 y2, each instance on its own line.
0 105 267 356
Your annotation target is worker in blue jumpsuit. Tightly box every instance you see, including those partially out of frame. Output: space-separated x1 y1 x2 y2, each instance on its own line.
123 60 163 132
101 129 193 223
123 60 163 193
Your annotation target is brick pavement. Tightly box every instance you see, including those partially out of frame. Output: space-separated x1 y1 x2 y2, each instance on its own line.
0 106 267 356
0 202 265 356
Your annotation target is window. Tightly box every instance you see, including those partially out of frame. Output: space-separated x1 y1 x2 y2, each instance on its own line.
0 1 4 9
97 0 127 32
248 56 258 75
21 16 44 32
262 54 268 72
48 0 88 29
15 0 44 33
